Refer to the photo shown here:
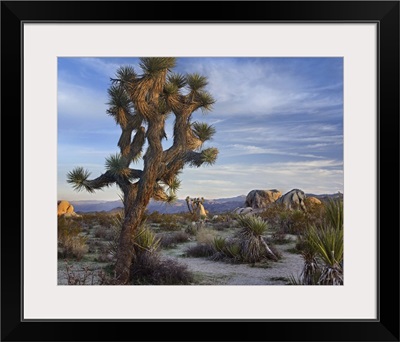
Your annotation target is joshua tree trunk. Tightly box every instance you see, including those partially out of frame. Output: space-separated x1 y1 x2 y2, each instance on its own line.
67 58 218 284
115 202 148 284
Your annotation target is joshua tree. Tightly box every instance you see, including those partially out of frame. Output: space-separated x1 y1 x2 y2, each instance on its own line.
185 196 204 213
67 58 218 284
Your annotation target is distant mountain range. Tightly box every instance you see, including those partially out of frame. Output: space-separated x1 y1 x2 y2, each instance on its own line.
69 193 342 215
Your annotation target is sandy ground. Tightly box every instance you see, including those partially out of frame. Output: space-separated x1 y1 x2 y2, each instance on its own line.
161 239 303 285
58 236 304 285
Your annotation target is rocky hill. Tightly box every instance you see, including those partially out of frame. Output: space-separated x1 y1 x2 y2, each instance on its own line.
69 193 341 215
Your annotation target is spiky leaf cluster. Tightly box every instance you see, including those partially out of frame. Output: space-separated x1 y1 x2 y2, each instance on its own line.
305 225 343 267
67 167 93 192
236 215 269 238
192 122 216 144
105 153 130 178
139 57 176 75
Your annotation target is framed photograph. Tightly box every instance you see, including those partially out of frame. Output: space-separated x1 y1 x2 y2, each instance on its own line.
2 1 399 341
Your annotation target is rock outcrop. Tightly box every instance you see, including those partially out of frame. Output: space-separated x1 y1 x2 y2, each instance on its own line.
244 189 282 209
275 189 307 212
305 196 322 206
57 200 80 217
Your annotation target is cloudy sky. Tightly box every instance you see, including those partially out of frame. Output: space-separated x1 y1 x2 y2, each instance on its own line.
58 57 343 201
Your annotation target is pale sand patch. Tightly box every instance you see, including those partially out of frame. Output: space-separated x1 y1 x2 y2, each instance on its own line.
161 241 303 285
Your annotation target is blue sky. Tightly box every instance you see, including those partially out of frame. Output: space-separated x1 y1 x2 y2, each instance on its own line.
58 57 343 201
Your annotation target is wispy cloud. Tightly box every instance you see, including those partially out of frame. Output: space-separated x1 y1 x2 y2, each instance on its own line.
225 144 325 159
180 57 343 118
58 80 108 119
179 159 343 199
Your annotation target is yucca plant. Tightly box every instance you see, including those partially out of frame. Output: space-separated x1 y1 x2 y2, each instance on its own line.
324 198 343 230
235 215 278 263
212 236 227 253
211 236 228 260
211 237 241 262
287 274 302 285
293 233 320 285
299 249 320 285
305 225 343 285
108 210 160 260
224 241 241 261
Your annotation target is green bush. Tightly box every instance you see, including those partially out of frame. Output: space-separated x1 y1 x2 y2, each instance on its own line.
260 202 325 235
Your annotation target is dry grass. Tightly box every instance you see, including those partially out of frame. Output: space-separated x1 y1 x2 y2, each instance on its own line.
58 217 88 261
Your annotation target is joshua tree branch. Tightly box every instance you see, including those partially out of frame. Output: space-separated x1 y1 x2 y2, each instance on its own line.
126 126 146 163
184 148 218 167
79 171 116 192
162 111 192 163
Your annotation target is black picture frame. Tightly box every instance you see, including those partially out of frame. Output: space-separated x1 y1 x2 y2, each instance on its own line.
1 1 399 341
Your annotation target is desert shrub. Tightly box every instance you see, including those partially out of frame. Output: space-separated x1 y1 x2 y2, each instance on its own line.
275 210 308 235
210 214 230 223
270 231 292 245
195 227 218 244
260 202 326 235
145 211 165 224
159 221 181 231
95 244 114 263
304 201 326 225
130 252 193 285
94 225 114 240
294 235 309 252
158 231 190 248
87 240 100 254
80 212 126 231
211 222 232 231
210 214 233 230
259 204 306 234
63 261 96 285
184 223 198 236
78 213 98 226
146 212 182 231
174 212 194 224
58 217 88 260
259 203 287 228
95 213 113 227
209 214 232 230
184 243 215 258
